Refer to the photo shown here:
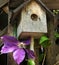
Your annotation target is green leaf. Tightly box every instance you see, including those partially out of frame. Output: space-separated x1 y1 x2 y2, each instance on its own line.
41 41 50 48
39 36 49 44
55 32 59 38
39 35 50 48
27 59 35 65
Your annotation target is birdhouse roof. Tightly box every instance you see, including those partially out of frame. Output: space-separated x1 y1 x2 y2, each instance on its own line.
12 0 55 17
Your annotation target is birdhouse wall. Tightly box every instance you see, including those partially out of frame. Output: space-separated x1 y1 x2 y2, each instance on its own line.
17 1 47 37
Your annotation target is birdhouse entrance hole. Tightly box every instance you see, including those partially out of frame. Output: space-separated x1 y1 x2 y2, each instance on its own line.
31 14 38 21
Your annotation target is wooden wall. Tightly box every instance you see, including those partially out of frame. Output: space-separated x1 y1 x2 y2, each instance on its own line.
9 0 59 9
42 0 59 9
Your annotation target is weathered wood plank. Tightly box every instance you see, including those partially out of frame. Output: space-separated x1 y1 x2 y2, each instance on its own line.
0 0 8 8
42 0 59 3
7 53 17 65
9 0 59 9
42 0 59 9
46 14 56 65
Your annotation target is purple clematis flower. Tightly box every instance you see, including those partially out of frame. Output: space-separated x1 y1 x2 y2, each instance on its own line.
0 35 35 65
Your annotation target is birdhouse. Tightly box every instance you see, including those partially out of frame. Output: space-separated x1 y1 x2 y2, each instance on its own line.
17 0 47 38
10 0 55 38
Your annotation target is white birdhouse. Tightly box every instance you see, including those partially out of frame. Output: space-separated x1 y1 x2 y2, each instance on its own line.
17 0 47 38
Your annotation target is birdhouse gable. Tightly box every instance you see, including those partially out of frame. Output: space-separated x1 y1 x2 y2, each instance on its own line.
17 1 47 37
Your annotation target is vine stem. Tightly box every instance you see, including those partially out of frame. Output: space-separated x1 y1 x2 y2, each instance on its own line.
42 53 46 65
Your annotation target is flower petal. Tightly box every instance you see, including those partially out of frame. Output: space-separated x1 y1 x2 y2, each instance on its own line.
1 45 17 54
20 38 31 45
13 48 25 65
26 49 35 59
1 35 19 46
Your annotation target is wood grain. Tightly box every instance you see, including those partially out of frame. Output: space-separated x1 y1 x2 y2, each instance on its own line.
41 0 59 9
